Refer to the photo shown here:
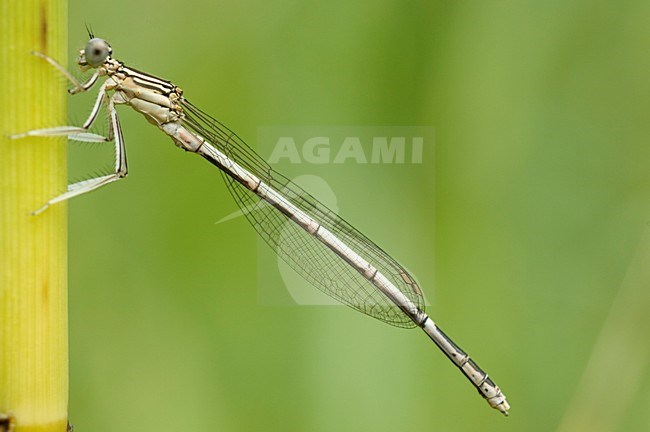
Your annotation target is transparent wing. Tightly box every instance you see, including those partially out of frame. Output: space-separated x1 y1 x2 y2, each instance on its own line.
182 101 425 328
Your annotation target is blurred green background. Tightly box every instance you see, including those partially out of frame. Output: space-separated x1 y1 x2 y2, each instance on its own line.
64 1 650 431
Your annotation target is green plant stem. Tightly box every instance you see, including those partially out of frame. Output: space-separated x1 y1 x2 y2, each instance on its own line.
0 1 68 431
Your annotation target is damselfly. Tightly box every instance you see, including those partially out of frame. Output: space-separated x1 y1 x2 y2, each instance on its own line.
11 34 510 416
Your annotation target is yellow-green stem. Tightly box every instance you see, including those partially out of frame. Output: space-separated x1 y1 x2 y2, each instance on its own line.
0 1 68 432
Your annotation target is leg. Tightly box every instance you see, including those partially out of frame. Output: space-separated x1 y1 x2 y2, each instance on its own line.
30 51 100 94
10 82 110 143
32 98 128 215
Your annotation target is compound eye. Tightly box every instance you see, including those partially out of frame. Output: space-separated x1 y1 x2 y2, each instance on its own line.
84 38 112 67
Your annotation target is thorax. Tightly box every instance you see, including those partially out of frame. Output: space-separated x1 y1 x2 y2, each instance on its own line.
103 60 184 126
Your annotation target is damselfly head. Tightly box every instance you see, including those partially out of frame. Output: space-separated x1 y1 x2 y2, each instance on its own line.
78 38 112 69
